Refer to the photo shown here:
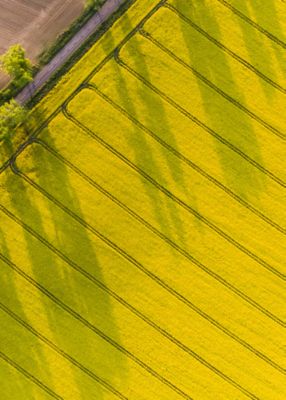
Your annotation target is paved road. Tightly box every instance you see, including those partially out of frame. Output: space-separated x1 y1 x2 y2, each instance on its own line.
16 0 125 104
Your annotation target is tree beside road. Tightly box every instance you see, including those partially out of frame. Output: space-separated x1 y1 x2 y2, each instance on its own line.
0 99 27 141
0 44 33 88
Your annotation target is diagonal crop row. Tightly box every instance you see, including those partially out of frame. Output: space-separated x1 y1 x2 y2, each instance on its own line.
36 133 286 374
0 349 62 399
6 162 268 400
165 3 286 95
0 253 192 400
0 300 128 400
138 29 286 141
0 196 278 398
6 137 284 382
86 83 285 235
64 106 285 280
11 124 286 371
0 0 167 176
110 49 285 189
1 198 264 400
1 2 285 397
37 135 285 331
215 0 286 49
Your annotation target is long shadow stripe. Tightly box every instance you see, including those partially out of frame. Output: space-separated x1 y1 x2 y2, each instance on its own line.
215 0 286 49
0 253 192 400
111 49 285 189
86 84 285 235
37 138 286 369
1 195 284 387
63 108 285 280
4 167 266 400
0 301 129 400
138 29 286 141
37 136 285 329
8 167 285 396
0 350 63 399
165 3 286 95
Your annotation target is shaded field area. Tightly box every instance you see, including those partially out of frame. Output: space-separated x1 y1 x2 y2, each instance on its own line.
0 0 84 87
0 0 285 398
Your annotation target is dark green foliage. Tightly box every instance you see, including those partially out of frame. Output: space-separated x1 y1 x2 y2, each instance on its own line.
85 0 105 10
0 99 27 141
0 45 32 87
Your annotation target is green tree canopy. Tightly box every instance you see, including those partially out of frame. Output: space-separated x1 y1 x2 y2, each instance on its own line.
0 44 32 87
0 99 27 141
85 0 104 9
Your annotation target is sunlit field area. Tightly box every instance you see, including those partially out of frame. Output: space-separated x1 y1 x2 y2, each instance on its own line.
0 0 285 399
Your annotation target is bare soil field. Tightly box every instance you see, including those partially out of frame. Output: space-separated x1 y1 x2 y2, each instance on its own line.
0 0 85 87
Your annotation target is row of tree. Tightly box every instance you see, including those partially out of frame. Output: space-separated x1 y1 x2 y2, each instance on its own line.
0 45 31 141
0 1 107 142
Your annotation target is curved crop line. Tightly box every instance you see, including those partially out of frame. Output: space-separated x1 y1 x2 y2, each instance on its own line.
36 138 286 370
111 50 285 190
0 301 128 400
0 2 284 396
0 0 166 176
215 0 286 49
0 253 192 400
0 205 285 394
4 169 267 400
64 107 285 281
165 3 286 95
86 84 285 235
6 141 284 380
139 29 286 141
37 136 285 330
0 350 63 399
2 203 283 392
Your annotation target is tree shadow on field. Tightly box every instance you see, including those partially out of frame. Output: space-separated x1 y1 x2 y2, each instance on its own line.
0 355 46 400
230 0 286 99
2 114 126 399
231 0 286 41
172 0 265 202
0 139 14 170
100 16 198 248
0 125 27 171
0 229 51 400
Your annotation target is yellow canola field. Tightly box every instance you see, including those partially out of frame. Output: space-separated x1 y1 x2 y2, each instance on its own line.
0 0 285 399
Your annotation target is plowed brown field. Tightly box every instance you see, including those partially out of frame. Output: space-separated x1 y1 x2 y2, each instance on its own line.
0 0 84 87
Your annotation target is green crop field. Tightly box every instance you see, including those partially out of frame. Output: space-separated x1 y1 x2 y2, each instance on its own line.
0 0 285 399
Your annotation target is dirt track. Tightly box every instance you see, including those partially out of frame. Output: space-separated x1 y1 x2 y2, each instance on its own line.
16 0 125 105
0 0 85 87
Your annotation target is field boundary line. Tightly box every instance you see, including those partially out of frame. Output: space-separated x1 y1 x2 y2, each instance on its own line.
2 171 285 381
87 84 285 235
63 107 285 280
9 142 286 375
0 0 166 175
138 29 286 141
165 4 286 95
0 176 263 400
103 52 286 188
0 301 129 400
0 253 193 400
1 2 284 396
0 350 62 399
215 0 286 49
37 136 285 329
